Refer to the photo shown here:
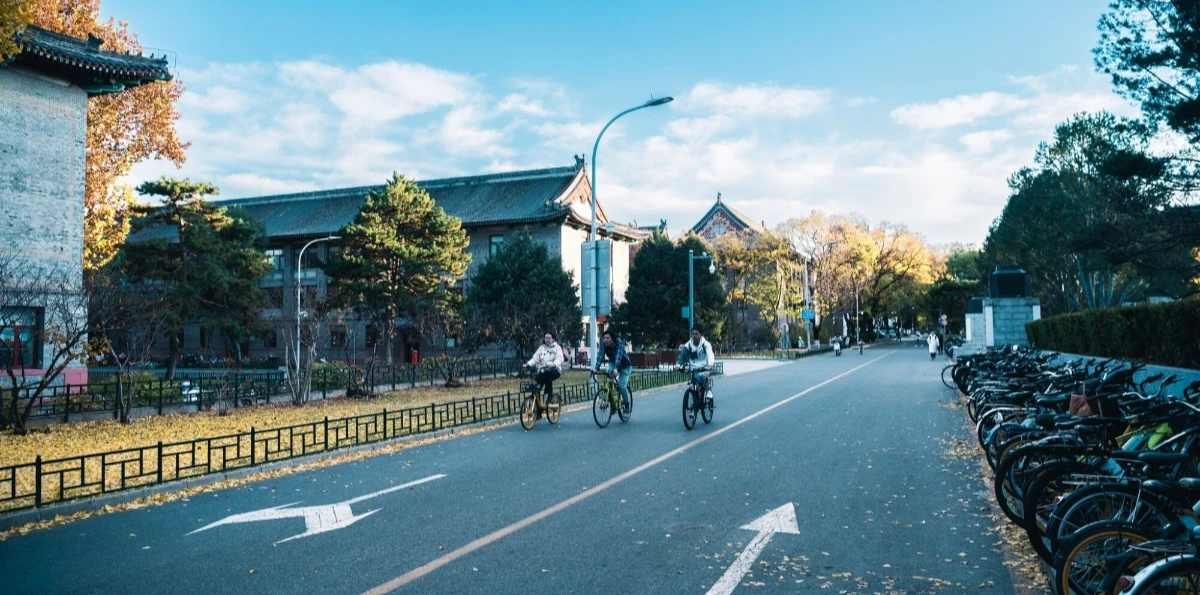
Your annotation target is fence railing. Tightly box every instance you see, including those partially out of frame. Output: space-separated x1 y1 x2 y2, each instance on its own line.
8 357 527 422
714 347 834 360
0 364 720 514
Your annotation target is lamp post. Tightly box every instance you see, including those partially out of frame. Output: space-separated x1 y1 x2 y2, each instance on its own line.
295 236 339 379
588 96 673 369
854 277 861 346
688 250 715 332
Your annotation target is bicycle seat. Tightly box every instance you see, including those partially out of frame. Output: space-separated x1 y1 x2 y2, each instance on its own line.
1139 452 1195 467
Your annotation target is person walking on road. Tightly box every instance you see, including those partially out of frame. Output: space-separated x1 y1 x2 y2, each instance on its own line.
927 332 938 360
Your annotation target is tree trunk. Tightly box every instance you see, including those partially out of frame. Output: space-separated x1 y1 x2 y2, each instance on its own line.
166 335 180 380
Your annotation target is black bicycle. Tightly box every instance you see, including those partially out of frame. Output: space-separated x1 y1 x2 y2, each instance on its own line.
679 364 714 430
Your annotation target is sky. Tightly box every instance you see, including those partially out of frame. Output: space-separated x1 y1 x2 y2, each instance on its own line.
104 0 1135 246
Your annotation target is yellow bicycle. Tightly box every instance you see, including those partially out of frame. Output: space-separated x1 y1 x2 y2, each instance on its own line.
591 370 631 428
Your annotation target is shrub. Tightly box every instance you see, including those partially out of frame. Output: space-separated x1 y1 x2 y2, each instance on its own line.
1025 298 1200 368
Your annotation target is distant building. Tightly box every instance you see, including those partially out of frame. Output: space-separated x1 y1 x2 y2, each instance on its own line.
0 26 172 383
162 161 648 362
691 192 768 240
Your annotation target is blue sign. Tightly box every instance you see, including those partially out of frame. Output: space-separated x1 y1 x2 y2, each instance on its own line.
681 306 691 320
801 309 815 321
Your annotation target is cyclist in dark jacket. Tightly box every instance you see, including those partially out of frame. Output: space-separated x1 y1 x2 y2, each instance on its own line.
595 330 633 403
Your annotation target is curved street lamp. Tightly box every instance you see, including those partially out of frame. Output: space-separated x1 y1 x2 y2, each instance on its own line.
587 96 673 368
295 236 339 380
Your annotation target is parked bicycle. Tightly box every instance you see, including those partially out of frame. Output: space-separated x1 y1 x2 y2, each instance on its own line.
591 370 631 428
945 346 1200 595
518 367 561 431
679 363 714 430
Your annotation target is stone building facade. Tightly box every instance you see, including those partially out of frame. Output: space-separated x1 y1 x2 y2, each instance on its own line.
166 161 645 363
0 27 172 384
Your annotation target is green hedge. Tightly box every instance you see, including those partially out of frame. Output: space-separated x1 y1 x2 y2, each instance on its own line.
1025 298 1200 368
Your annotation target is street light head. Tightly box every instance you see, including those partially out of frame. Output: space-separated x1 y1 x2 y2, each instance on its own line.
644 96 674 107
708 263 716 275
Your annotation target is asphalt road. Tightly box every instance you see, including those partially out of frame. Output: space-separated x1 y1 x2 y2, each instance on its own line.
2 344 1015 594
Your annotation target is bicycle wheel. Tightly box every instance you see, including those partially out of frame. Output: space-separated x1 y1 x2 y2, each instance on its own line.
1047 483 1174 558
682 389 697 430
546 393 561 425
1054 522 1153 595
942 364 957 389
1021 461 1100 563
593 387 612 428
701 389 713 424
617 387 632 423
520 396 537 431
1128 555 1200 595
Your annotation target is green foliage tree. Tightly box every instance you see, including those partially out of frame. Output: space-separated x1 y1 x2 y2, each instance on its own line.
324 173 471 365
1096 0 1200 143
983 111 1194 311
121 178 270 378
611 233 725 350
465 230 582 359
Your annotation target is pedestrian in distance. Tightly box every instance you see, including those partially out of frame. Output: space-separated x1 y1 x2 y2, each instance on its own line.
926 332 938 360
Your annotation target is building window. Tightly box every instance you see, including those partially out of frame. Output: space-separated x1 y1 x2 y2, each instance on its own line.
265 287 284 309
199 328 211 349
265 249 284 271
366 324 380 349
0 307 42 368
325 245 343 264
259 329 277 349
445 336 458 348
330 326 347 349
489 235 504 256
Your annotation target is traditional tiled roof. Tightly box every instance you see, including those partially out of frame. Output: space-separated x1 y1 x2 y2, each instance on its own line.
5 26 171 95
691 194 768 238
135 163 647 242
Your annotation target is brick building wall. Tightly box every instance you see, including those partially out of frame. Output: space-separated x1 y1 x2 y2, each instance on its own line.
0 67 87 383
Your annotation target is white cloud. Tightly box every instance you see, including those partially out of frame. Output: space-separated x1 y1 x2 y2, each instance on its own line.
128 57 1142 246
959 129 1014 154
179 85 250 114
221 174 320 196
687 82 831 118
496 93 551 117
328 61 475 125
429 106 510 156
891 92 1028 130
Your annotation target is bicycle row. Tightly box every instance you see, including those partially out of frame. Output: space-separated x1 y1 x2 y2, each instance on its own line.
946 347 1200 595
517 364 715 431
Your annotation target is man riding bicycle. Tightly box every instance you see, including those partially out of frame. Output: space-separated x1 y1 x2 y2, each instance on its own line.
676 326 715 407
594 329 633 404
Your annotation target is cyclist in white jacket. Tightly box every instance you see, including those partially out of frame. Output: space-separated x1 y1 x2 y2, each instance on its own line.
676 327 716 405
525 333 564 406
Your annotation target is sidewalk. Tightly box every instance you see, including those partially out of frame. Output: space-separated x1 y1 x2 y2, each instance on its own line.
717 358 790 376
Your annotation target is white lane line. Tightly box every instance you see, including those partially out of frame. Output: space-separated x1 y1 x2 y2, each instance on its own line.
188 474 446 545
706 503 801 595
363 352 893 594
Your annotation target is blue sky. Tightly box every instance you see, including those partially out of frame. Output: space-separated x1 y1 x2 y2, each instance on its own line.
106 0 1130 245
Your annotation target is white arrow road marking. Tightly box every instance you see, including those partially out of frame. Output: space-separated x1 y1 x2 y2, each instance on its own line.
187 474 445 545
706 503 800 595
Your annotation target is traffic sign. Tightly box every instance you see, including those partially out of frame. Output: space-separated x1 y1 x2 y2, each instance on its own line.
801 309 815 321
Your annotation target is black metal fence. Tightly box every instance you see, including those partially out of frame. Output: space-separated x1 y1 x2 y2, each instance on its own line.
0 364 720 513
713 347 834 360
10 357 528 422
